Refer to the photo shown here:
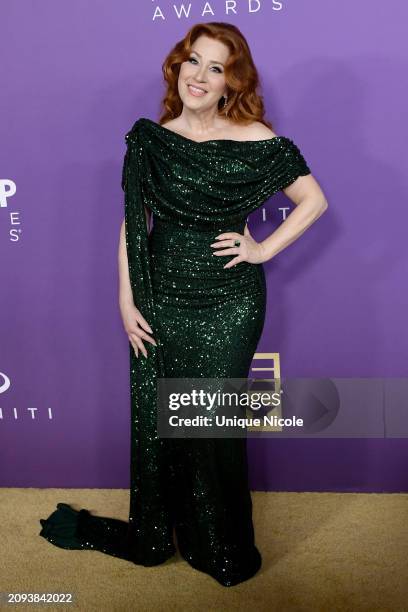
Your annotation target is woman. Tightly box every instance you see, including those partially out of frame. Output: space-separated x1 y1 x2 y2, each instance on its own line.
39 22 328 587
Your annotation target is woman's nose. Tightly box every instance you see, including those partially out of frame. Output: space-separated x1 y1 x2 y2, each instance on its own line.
194 66 206 81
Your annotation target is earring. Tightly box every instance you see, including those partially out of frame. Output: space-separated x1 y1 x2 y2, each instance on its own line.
223 95 228 107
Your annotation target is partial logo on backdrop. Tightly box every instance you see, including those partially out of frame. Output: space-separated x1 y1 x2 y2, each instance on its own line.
0 179 22 242
150 0 284 21
0 371 11 394
0 371 54 420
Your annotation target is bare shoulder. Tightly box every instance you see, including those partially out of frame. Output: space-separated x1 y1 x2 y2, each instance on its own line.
242 121 279 140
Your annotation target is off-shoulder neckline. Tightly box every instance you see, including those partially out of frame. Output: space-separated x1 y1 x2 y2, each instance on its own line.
138 117 286 146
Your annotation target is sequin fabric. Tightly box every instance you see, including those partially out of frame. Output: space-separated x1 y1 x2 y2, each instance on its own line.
39 116 311 586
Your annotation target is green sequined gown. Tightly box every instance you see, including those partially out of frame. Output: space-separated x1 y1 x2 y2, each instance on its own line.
39 117 311 587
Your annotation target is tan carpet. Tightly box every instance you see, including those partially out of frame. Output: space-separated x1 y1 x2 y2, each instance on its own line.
1 488 407 611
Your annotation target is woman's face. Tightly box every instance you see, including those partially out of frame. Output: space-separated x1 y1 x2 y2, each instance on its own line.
178 35 230 112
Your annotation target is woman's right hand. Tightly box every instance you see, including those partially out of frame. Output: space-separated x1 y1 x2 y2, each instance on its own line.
120 299 157 358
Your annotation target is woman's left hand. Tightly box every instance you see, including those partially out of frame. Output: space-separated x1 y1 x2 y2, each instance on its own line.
210 223 266 269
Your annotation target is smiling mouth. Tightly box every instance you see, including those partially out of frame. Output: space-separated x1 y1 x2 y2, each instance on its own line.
188 84 207 96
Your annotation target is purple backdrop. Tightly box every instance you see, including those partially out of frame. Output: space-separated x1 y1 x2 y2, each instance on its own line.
1 1 407 492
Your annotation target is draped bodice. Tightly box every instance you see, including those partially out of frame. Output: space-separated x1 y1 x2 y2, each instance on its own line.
122 117 311 231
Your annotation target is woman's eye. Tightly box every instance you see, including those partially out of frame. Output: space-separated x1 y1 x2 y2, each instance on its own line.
188 57 222 73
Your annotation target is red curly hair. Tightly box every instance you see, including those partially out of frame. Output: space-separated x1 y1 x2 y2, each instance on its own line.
159 21 274 130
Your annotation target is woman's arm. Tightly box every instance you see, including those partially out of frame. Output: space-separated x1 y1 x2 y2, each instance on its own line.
259 174 328 262
118 218 133 308
118 211 157 359
118 206 151 307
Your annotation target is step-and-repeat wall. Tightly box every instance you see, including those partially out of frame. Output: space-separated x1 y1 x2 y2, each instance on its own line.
1 1 407 491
